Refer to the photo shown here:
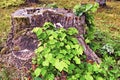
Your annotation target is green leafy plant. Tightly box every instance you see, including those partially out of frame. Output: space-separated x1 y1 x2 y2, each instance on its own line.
47 3 58 8
73 3 99 41
32 22 83 79
31 3 120 80
90 30 120 80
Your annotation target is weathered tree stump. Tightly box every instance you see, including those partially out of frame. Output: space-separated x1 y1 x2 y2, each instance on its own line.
1 7 101 79
96 0 106 7
25 0 39 4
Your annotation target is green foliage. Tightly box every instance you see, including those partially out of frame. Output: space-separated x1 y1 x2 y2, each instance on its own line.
47 3 58 8
67 57 120 80
90 30 120 80
32 3 120 80
32 22 83 79
72 3 120 80
73 3 99 41
73 3 98 16
0 0 119 79
34 77 42 80
0 0 24 8
32 22 120 80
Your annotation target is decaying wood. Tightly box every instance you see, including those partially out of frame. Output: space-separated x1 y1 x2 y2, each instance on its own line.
1 7 101 79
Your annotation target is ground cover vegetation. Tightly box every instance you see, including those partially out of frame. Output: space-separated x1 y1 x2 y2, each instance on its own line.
0 0 120 80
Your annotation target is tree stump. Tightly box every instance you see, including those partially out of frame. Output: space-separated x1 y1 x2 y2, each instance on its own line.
25 0 39 4
1 8 101 79
96 0 106 7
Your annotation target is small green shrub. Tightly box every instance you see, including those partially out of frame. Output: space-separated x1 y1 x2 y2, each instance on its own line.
32 22 84 79
90 30 120 80
73 3 99 41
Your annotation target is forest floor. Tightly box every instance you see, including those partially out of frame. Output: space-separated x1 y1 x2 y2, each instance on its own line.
0 0 120 80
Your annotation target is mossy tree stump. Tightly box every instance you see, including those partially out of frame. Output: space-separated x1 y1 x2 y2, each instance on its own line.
1 7 101 79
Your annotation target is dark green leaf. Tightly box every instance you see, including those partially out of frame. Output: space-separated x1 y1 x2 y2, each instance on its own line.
41 67 47 76
38 32 47 40
69 64 75 70
34 77 42 80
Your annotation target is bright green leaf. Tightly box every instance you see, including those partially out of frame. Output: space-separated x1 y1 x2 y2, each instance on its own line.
44 54 53 61
54 59 67 72
71 38 79 44
46 74 54 80
36 46 44 53
34 68 41 77
48 39 57 44
85 74 93 80
65 45 71 49
60 61 68 69
67 28 78 35
41 67 47 76
42 61 49 66
73 56 81 64
85 38 91 44
96 76 104 80
49 36 54 40
77 46 83 55
43 22 55 30
85 4 93 12
56 54 64 59
60 50 67 55
38 32 47 40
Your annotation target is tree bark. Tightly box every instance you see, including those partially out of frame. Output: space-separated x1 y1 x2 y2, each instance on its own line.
25 0 39 4
96 0 106 7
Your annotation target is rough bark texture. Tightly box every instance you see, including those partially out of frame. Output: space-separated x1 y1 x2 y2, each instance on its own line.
25 0 39 3
96 0 106 6
0 8 101 79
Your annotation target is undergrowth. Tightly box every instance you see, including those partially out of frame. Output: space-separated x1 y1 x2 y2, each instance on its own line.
0 0 120 80
31 3 120 80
